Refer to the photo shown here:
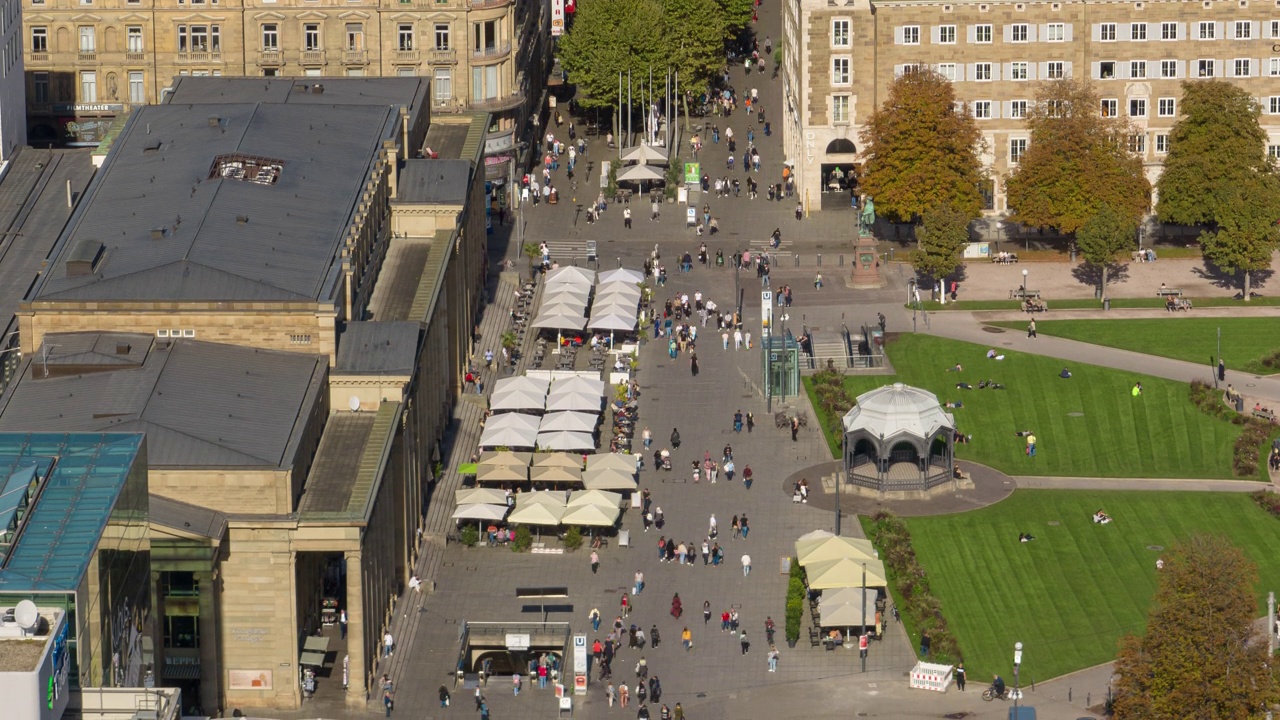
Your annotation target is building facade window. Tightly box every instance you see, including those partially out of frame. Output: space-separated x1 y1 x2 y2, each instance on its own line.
1129 98 1146 117
1010 138 1027 163
1158 97 1176 116
974 62 992 81
900 25 920 44
1101 98 1118 117
473 19 497 53
1197 59 1215 77
1198 21 1216 40
261 23 278 50
33 71 49 103
1234 58 1252 76
1009 99 1027 118
346 23 363 51
30 26 46 52
1131 60 1146 78
832 94 850 123
1270 57 1280 76
973 100 991 119
1161 60 1178 78
833 19 850 47
433 67 451 101
1155 134 1169 154
397 23 413 50
80 70 96 101
1010 61 1028 80
1131 22 1146 41
304 23 320 51
127 26 143 52
178 24 220 52
128 70 144 102
1129 134 1145 154
1099 61 1115 78
1161 21 1178 40
1011 23 1028 42
471 64 499 100
434 23 449 50
1099 23 1116 41
1046 61 1064 79
78 26 95 52
937 62 956 81
1270 96 1280 114
1234 20 1252 38
974 24 992 43
832 56 850 85
1270 145 1280 159
1046 23 1065 41
938 24 955 44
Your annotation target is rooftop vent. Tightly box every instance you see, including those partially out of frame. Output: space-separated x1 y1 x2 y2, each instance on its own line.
207 115 221 128
236 215 249 224
150 227 166 240
66 239 104 277
209 153 285 186
143 140 162 155
116 343 132 355
312 84 324 94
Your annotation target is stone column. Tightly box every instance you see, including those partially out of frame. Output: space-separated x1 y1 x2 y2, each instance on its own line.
198 570 220 714
344 550 366 709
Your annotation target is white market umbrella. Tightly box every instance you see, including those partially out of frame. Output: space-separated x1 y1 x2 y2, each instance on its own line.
568 489 624 509
805 557 888 590
797 529 836 544
617 164 665 183
546 266 596 286
490 377 550 411
620 144 669 165
591 298 638 316
585 453 638 474
582 468 638 490
478 413 541 448
598 268 645 285
542 288 591 305
561 503 621 527
818 594 880 629
456 488 509 506
540 296 590 313
479 450 533 467
508 491 567 526
452 503 511 522
532 311 588 331
539 411 599 433
797 536 879 566
529 464 583 483
533 452 584 469
476 463 529 483
550 376 607 397
589 313 639 331
536 430 597 451
545 392 604 413
595 281 642 298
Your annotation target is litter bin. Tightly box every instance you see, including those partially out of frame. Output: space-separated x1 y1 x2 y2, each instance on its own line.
1103 298 1111 311
618 530 631 548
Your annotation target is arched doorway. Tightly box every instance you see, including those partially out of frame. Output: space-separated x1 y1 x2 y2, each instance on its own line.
821 139 858 210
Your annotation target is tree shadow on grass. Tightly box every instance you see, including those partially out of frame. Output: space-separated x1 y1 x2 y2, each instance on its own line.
1191 256 1275 295
1071 261 1132 290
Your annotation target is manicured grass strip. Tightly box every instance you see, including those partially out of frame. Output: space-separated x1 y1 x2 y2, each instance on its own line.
882 490 1280 683
804 334 1243 479
988 318 1280 375
911 296 1280 312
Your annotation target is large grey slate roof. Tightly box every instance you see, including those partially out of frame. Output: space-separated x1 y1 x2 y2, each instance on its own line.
0 333 327 468
336 321 420 375
165 77 429 109
398 159 471 204
31 101 395 304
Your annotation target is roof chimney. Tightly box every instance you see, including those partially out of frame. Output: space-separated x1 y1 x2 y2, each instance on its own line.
150 228 166 240
208 115 221 128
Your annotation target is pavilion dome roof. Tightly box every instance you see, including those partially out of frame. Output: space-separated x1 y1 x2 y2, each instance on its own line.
842 383 955 441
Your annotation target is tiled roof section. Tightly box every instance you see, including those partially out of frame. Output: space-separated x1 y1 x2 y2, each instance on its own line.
335 322 420 375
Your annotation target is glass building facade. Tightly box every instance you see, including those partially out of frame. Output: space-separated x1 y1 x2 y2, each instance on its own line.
0 433 151 692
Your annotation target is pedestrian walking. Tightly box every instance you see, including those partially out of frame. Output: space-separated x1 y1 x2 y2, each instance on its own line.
590 550 600 574
621 592 631 617
746 412 754 432
651 201 660 221
513 672 522 696
634 570 645 595
439 685 451 707
339 609 348 639
740 514 750 539
620 683 630 708
643 427 652 448
742 553 752 576
1027 319 1037 338
383 689 394 717
955 663 966 691
475 688 484 711
607 682 617 707
383 631 394 658
731 515 740 539
624 207 633 229
740 630 750 654
590 607 602 632
682 626 693 651
690 352 699 376
703 600 712 624
733 329 743 349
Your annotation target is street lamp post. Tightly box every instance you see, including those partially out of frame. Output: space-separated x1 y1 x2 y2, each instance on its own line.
1013 641 1023 714
1021 268 1029 296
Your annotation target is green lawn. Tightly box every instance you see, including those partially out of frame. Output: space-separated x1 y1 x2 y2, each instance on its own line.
877 490 1280 683
912 296 1280 312
804 334 1245 479
989 317 1280 375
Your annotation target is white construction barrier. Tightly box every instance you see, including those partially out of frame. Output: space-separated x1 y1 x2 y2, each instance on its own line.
908 661 953 692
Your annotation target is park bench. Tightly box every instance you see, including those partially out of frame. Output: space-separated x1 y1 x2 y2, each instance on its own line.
1010 288 1042 300
1156 287 1183 298
1166 298 1192 312
1021 299 1048 313
991 253 1019 264
1253 408 1277 423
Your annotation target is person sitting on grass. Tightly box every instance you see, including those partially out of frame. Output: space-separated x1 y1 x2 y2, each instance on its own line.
1014 430 1034 437
1093 510 1112 524
1018 533 1035 543
944 400 964 408
953 463 964 479
954 431 970 444
986 349 998 359
1059 367 1072 379
946 363 963 372
956 382 973 390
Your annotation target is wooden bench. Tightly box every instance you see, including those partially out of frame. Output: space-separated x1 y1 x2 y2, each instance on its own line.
991 253 1019 264
1010 288 1041 300
1021 300 1048 313
808 628 821 647
1166 297 1192 312
1156 287 1183 298
1253 409 1277 423
615 188 634 203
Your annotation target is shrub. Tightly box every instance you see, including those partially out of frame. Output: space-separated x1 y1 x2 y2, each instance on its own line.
1189 380 1275 477
1251 489 1280 518
563 526 584 551
867 511 962 665
785 558 805 644
459 525 480 547
512 526 533 552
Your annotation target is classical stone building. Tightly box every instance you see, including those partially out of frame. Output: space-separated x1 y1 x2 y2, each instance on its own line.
783 0 1280 213
20 0 547 179
0 0 26 159
1 77 491 714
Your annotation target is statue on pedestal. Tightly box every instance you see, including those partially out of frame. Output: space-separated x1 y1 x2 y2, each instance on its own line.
859 197 876 237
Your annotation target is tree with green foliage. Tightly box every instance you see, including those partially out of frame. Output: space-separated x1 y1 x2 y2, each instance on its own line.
715 0 754 35
1156 80 1280 301
1005 78 1149 234
910 202 971 302
1112 534 1280 719
559 0 664 109
1074 204 1135 300
662 0 725 122
859 70 985 223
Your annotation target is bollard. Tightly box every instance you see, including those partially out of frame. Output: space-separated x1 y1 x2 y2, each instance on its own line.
817 254 822 266
1068 687 1072 703
1087 692 1091 707
839 254 844 267
794 254 800 267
